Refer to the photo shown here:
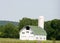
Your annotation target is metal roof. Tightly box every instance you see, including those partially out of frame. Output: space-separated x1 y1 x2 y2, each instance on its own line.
29 25 47 35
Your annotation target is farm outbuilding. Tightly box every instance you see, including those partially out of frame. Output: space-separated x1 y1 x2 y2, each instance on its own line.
19 16 47 40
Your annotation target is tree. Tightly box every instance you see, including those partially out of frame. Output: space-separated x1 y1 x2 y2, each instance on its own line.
0 25 5 37
44 21 54 40
51 19 60 40
44 19 60 40
3 23 19 38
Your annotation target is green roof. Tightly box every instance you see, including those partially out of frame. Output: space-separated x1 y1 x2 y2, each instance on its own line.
29 26 47 35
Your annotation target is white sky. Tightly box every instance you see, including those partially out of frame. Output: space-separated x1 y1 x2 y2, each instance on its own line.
0 0 60 22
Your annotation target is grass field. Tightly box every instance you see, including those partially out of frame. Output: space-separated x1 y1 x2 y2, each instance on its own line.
0 38 60 43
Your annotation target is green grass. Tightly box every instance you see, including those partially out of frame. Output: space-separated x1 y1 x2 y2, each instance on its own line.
0 38 60 43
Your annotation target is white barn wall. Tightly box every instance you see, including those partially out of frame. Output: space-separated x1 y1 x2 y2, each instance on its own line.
34 35 46 40
20 28 34 40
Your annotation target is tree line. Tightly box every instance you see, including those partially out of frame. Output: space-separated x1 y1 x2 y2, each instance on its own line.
0 17 60 40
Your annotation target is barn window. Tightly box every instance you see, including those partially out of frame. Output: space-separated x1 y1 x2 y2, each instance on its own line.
40 37 42 39
26 31 29 33
22 32 25 34
44 37 45 40
36 37 38 39
26 26 30 30
31 32 33 34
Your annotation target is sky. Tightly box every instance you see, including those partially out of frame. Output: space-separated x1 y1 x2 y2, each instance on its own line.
0 0 60 22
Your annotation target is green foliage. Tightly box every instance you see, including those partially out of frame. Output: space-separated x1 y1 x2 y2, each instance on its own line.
44 19 60 40
0 25 5 37
51 19 60 40
44 21 53 40
0 23 19 38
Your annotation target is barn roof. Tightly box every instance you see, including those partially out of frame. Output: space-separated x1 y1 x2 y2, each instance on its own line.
29 26 47 35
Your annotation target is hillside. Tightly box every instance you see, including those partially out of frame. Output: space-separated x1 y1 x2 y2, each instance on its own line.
0 20 18 26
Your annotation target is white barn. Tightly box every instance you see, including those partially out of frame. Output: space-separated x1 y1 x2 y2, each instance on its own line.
19 16 47 40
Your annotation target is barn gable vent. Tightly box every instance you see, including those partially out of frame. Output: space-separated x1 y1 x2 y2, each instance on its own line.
26 26 30 30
